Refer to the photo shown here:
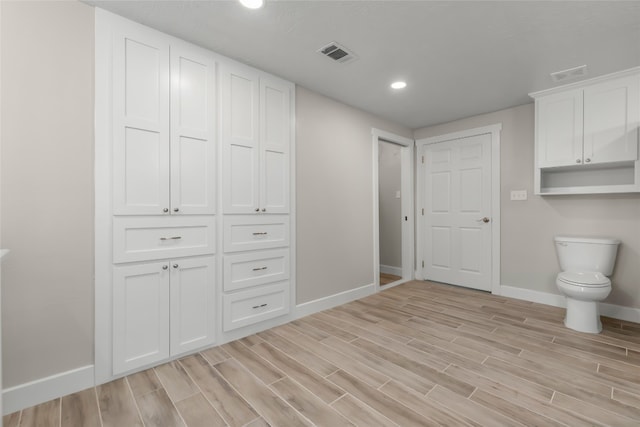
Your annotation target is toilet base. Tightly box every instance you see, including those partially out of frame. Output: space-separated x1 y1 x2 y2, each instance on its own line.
564 297 602 334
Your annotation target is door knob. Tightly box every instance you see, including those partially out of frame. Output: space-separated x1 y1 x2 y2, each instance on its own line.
173 208 180 212
477 217 490 223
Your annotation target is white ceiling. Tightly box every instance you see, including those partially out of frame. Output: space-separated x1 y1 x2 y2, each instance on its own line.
86 0 640 129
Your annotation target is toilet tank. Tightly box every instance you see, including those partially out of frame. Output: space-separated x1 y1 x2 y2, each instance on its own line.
554 236 620 275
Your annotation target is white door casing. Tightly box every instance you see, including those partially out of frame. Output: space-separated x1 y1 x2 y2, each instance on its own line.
416 124 501 294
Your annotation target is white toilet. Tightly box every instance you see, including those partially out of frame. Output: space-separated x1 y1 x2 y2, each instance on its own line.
554 236 620 334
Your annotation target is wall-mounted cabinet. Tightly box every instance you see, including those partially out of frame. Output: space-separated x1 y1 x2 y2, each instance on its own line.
531 68 640 195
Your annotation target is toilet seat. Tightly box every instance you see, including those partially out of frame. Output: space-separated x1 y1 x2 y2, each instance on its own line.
557 271 610 288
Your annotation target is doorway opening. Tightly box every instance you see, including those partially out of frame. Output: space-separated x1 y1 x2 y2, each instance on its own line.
372 129 414 291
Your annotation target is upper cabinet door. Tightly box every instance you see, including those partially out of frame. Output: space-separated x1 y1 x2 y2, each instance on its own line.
260 78 291 214
113 29 170 215
170 43 217 215
583 75 639 165
221 65 260 214
536 89 584 168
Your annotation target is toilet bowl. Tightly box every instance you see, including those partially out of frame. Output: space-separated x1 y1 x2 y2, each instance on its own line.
556 272 611 333
554 236 619 334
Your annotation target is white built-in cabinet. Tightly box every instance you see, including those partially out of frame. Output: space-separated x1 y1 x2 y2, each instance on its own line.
220 64 294 331
532 69 640 194
221 64 291 214
113 256 215 374
96 10 294 382
109 21 216 375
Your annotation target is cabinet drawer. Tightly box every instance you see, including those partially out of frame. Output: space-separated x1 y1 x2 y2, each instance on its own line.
223 215 289 252
223 282 290 331
114 216 215 263
224 249 289 292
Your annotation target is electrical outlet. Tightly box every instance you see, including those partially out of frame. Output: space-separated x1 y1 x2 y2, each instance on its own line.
510 190 528 201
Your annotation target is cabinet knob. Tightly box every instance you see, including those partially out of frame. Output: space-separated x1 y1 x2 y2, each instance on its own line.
173 264 179 269
261 208 266 212
162 265 168 270
585 158 591 163
163 208 169 213
576 159 582 164
255 208 260 212
173 208 180 212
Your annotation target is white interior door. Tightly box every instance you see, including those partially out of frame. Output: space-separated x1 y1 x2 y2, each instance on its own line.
421 133 492 291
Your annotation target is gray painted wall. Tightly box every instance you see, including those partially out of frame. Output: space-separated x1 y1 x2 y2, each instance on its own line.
378 141 402 270
295 87 412 304
414 103 640 308
1 1 95 387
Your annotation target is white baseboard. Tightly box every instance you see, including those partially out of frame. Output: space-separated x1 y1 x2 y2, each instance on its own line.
499 285 640 324
499 285 566 308
3 365 95 415
295 283 376 319
380 264 402 277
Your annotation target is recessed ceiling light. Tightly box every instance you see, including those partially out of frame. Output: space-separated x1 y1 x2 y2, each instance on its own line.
391 81 407 89
239 0 264 9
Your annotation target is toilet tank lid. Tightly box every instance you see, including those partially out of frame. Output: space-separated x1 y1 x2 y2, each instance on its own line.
554 236 620 245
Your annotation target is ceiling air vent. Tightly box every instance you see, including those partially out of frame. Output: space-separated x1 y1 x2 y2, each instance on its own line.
317 42 357 64
550 65 588 83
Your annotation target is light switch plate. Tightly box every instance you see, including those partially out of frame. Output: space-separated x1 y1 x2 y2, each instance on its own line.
510 190 528 201
395 191 401 199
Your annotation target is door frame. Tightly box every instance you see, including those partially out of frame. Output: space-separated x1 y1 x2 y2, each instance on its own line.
415 123 502 295
372 128 415 291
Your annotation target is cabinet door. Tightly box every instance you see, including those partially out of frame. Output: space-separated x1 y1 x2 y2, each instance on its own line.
221 65 260 214
170 43 217 215
113 262 170 374
536 89 584 168
584 75 639 164
113 28 170 215
170 256 215 355
260 78 291 214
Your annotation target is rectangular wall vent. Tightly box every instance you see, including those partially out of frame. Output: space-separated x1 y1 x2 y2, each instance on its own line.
317 42 357 64
550 65 588 83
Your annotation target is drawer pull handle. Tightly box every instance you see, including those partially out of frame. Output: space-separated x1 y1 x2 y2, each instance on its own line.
252 266 268 271
252 232 268 236
160 236 182 241
252 303 268 309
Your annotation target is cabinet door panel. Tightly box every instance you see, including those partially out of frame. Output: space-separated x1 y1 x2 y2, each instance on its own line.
584 75 639 164
171 44 216 214
222 66 260 213
113 262 170 374
170 256 215 355
260 79 291 213
536 90 583 168
113 31 170 215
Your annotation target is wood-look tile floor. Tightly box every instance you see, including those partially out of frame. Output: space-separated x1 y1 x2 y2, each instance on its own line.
6 280 640 426
380 273 402 286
